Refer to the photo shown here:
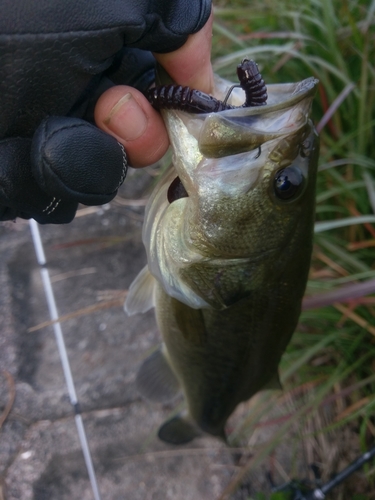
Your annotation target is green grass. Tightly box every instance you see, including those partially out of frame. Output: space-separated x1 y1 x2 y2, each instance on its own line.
211 0 375 497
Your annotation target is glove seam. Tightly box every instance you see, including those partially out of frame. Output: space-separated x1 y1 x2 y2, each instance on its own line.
0 22 192 39
116 143 128 191
42 196 62 215
0 5 210 40
0 26 132 38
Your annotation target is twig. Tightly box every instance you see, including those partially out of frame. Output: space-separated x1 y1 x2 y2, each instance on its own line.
316 83 356 133
334 302 375 337
113 197 148 207
0 479 5 500
110 446 244 463
271 41 303 72
314 251 348 276
302 277 375 311
0 371 16 429
27 295 127 333
347 239 375 251
334 396 371 422
347 203 375 238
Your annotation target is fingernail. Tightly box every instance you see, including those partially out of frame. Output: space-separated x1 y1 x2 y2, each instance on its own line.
104 93 147 140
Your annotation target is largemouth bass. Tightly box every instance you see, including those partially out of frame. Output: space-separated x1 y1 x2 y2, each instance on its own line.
125 70 319 444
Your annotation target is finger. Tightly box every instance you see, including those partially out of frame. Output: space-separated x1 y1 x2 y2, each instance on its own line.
153 10 214 93
0 137 77 224
95 85 169 168
31 116 128 205
78 49 157 124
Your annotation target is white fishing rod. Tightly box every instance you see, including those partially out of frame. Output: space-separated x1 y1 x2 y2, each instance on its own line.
29 218 102 500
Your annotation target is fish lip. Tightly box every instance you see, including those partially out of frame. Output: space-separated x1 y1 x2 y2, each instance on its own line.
214 76 319 116
192 77 318 159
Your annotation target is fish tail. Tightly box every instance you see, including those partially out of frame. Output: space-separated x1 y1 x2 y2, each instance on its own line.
158 414 202 445
158 414 228 445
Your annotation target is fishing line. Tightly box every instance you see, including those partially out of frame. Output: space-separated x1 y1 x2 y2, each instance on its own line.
29 219 102 500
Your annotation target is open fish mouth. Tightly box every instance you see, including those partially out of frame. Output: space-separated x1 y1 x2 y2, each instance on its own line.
215 75 319 113
161 75 319 201
180 76 319 158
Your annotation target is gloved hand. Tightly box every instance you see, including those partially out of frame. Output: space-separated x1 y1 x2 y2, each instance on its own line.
0 0 211 223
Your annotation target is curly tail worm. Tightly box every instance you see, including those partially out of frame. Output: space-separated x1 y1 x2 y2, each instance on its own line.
146 58 268 114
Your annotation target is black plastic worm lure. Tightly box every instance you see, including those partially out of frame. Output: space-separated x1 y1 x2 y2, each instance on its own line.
146 58 268 114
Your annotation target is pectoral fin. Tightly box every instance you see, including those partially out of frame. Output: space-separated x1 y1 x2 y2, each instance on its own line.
136 346 180 403
262 372 283 391
158 415 201 445
124 265 156 315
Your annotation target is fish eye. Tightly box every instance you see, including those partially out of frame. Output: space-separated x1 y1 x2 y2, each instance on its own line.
167 176 189 203
273 166 304 200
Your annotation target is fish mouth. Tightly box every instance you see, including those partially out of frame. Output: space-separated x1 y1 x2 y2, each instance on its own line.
192 76 319 158
215 75 319 114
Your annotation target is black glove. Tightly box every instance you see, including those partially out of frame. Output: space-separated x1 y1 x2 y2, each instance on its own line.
0 0 211 223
